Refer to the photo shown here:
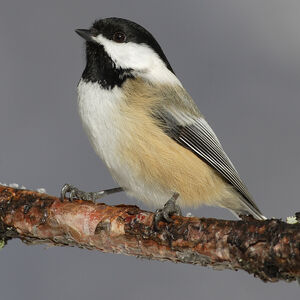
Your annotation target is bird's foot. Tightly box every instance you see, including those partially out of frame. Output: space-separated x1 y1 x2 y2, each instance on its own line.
60 184 123 202
60 184 99 202
154 193 182 229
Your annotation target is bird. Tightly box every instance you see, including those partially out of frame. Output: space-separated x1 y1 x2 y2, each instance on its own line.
61 17 266 225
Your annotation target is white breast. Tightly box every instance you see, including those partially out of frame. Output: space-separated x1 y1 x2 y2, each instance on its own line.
77 80 125 170
77 79 173 206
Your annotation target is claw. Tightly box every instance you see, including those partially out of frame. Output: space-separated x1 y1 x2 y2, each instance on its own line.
90 193 96 202
60 183 87 202
153 193 182 230
163 209 173 222
69 189 77 201
60 183 72 202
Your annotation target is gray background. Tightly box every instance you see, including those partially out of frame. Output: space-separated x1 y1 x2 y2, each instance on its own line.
0 0 299 299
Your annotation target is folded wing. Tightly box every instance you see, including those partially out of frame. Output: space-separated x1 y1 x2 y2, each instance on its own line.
151 107 265 219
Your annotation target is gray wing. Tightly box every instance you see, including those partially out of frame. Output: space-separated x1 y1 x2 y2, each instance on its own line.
151 108 264 218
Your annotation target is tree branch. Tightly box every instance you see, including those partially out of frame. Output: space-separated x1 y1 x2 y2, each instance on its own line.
0 185 299 283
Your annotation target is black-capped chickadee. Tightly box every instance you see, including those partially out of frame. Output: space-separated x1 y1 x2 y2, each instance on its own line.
61 17 266 223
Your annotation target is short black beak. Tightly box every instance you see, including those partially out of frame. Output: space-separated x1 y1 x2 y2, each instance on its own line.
75 29 93 42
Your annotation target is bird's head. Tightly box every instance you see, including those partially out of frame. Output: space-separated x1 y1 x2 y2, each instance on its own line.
76 17 179 88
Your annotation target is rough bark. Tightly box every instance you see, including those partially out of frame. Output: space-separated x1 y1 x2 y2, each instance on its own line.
0 185 299 283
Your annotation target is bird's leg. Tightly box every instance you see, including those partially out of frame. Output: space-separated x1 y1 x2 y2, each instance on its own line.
154 192 182 228
60 184 123 202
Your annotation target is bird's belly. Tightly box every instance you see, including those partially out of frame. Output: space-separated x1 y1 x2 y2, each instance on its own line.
77 80 236 209
117 132 236 208
110 111 236 209
77 82 172 206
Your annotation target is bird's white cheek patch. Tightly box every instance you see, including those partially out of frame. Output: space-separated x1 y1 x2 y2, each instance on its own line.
92 34 181 86
93 34 160 70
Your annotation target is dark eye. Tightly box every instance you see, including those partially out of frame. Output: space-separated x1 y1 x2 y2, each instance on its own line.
113 31 126 43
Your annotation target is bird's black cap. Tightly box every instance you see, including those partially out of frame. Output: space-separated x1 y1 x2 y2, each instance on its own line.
92 18 173 72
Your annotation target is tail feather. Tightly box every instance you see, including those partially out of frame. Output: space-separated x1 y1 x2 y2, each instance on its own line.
230 205 267 221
